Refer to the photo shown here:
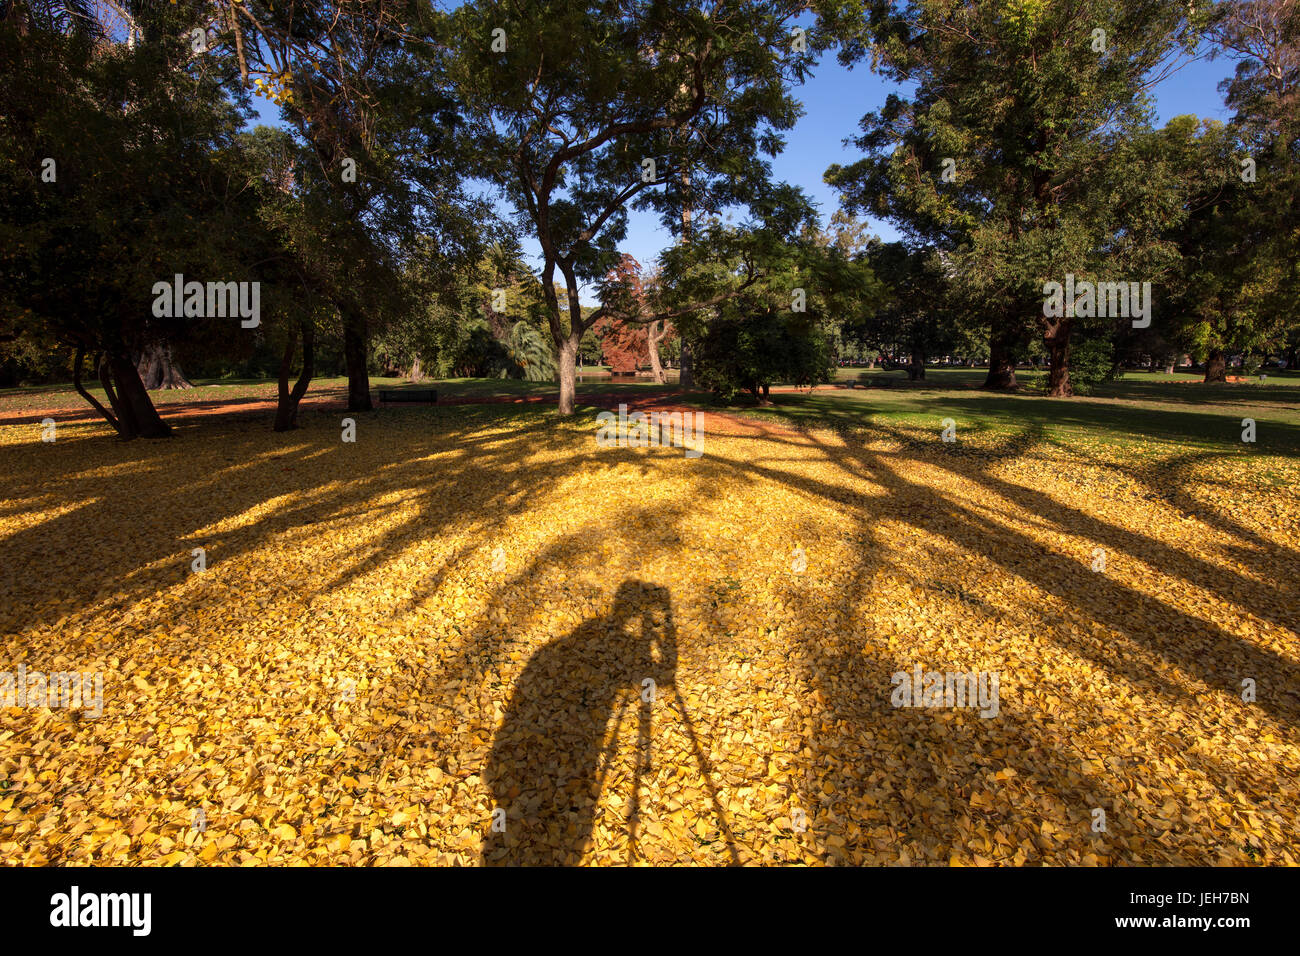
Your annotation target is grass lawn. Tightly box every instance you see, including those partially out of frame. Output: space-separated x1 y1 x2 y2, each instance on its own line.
1 374 1297 865
0 373 683 416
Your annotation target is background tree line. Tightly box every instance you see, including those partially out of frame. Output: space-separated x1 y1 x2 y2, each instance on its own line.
2 0 1296 439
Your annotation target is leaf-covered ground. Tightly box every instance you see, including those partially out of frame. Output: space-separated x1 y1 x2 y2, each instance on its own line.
2 401 1298 865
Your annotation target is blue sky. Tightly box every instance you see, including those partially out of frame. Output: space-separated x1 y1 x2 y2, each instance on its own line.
248 41 1237 298
612 47 1233 264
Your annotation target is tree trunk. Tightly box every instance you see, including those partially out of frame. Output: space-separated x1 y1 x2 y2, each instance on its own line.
101 351 170 439
136 348 159 389
557 332 579 415
98 353 132 435
157 346 190 388
907 348 926 381
274 321 315 432
115 353 170 436
137 342 191 389
982 329 1019 390
647 319 668 384
73 347 126 439
1046 333 1072 396
1204 349 1227 383
675 163 695 389
408 355 424 383
760 382 771 404
678 342 694 388
553 263 589 416
342 310 372 411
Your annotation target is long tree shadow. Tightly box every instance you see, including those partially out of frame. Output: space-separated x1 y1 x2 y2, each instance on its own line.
667 419 1297 859
0 405 615 639
833 425 1300 725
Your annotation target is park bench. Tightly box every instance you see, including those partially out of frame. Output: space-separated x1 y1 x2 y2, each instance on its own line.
378 388 437 403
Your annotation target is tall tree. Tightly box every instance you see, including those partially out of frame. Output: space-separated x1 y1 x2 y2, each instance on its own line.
822 0 1207 394
447 0 814 414
1170 0 1300 381
0 0 254 438
217 0 485 411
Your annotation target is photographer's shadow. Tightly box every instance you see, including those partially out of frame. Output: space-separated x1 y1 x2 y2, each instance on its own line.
482 579 680 865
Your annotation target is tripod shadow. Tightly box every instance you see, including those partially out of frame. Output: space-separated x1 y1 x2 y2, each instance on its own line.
482 579 682 865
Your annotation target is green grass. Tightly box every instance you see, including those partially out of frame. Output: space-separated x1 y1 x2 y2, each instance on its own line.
0 372 678 413
740 368 1300 457
5 365 1298 459
827 364 1300 396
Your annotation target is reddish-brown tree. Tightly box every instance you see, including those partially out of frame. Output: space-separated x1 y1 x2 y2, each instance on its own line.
595 255 650 374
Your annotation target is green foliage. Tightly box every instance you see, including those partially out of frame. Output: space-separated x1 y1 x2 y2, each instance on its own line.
385 242 551 379
506 321 557 381
1066 336 1117 395
445 0 819 411
579 328 603 366
822 0 1212 390
693 308 831 403
0 7 256 363
847 241 956 371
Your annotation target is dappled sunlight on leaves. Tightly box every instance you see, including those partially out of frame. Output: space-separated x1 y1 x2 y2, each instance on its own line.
1 407 1297 864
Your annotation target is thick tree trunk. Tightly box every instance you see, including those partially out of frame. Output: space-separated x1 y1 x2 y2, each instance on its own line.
678 342 694 388
553 264 588 416
1204 349 1227 383
408 355 424 383
760 382 771 404
100 351 169 439
557 333 578 415
114 353 170 436
647 319 668 384
907 348 926 381
137 342 191 390
1046 333 1072 396
982 329 1019 390
136 349 158 388
342 310 372 411
157 349 190 389
274 321 315 432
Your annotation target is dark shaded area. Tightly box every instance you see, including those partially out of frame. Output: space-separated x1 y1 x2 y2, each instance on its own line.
480 580 686 865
